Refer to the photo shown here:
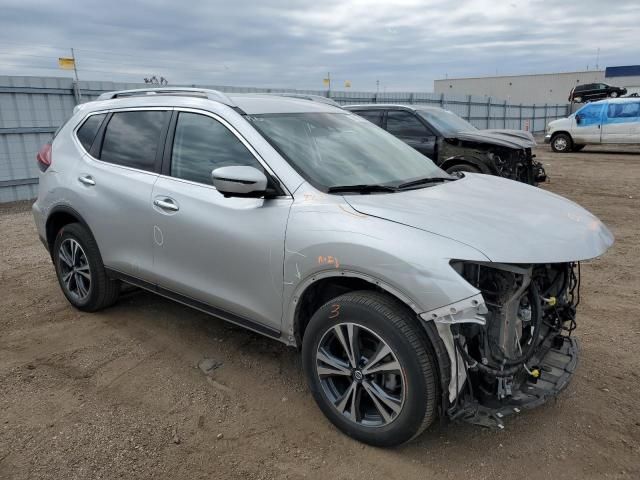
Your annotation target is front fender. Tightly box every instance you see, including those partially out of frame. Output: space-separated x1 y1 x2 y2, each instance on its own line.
440 155 493 174
281 185 488 341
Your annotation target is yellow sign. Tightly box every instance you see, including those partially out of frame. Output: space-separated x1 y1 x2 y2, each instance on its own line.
58 57 75 70
322 78 330 87
344 80 351 88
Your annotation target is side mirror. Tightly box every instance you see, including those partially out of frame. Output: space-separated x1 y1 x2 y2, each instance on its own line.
211 166 269 197
575 114 582 125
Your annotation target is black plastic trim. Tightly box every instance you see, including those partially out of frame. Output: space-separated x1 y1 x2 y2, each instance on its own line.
105 268 281 339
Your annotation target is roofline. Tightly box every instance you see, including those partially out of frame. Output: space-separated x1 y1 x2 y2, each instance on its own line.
96 87 239 108
435 70 606 82
344 104 447 111
260 93 342 108
344 104 417 110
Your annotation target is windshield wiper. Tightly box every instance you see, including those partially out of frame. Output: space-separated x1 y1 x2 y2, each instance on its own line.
397 177 455 190
327 184 398 194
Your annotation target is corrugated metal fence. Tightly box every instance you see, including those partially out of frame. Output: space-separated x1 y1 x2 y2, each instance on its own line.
0 75 569 203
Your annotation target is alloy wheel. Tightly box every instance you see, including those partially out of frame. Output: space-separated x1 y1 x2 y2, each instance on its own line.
315 322 406 427
58 238 92 300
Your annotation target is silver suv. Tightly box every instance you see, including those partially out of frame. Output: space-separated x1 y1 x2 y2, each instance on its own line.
33 88 613 447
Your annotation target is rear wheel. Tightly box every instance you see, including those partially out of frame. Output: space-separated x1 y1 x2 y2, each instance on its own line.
302 291 438 447
53 223 120 312
610 91 619 98
445 163 481 175
551 133 572 153
574 96 583 103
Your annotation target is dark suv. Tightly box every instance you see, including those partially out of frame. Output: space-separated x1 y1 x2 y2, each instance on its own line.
345 105 546 185
569 83 627 103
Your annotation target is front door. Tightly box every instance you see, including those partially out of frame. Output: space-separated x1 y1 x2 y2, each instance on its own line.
385 110 437 158
572 102 605 144
601 101 640 144
151 110 292 333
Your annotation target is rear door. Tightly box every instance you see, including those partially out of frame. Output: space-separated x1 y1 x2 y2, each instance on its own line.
572 102 605 144
602 101 640 144
151 109 292 333
75 108 170 281
385 110 437 158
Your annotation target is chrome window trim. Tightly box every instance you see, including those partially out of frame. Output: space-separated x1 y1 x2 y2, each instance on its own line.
170 107 291 197
73 106 172 177
72 106 292 198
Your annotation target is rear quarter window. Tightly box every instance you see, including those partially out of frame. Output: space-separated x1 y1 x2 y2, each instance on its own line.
75 114 107 152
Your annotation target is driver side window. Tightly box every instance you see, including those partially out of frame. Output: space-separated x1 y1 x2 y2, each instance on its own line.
170 112 263 185
576 103 604 126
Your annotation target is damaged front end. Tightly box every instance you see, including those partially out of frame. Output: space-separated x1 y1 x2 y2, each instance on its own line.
487 148 547 185
430 261 581 429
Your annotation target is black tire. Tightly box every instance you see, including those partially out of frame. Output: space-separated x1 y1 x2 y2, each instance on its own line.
551 133 573 153
574 96 582 103
572 144 585 152
53 222 120 312
302 290 438 447
445 163 481 175
610 91 618 98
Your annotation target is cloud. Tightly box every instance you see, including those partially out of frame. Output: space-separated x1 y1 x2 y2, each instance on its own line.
0 0 638 91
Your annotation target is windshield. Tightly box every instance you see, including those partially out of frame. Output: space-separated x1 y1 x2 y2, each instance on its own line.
417 109 477 135
248 112 446 191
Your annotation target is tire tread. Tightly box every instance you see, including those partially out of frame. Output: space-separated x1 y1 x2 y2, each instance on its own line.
316 290 438 443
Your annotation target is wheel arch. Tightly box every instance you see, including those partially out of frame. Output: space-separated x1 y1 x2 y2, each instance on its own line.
290 270 452 414
440 156 492 174
45 205 95 256
550 130 573 144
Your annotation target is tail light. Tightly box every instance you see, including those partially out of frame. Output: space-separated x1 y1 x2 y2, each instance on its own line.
37 143 52 172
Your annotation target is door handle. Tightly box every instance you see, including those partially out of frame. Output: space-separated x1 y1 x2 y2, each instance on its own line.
78 175 95 186
153 198 179 211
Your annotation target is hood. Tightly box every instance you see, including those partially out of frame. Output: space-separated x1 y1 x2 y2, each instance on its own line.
344 174 614 264
453 130 534 149
549 116 572 127
484 129 536 147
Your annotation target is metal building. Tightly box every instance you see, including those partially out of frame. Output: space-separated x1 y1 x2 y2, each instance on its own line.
605 66 640 95
434 71 606 105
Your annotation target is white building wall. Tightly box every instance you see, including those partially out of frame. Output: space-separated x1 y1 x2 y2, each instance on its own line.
610 75 640 95
434 71 606 105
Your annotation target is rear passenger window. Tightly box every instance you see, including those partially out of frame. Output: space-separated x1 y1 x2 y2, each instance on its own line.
607 102 640 119
170 112 263 185
353 110 383 127
99 111 167 171
76 114 106 151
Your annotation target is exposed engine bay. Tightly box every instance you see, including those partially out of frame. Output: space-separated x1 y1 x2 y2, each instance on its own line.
486 147 547 185
439 137 547 185
445 261 580 428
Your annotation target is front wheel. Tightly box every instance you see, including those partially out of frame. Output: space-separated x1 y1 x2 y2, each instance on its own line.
551 133 573 153
445 163 481 175
302 291 438 447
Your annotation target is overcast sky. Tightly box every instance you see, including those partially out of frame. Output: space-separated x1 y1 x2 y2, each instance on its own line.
1 0 638 91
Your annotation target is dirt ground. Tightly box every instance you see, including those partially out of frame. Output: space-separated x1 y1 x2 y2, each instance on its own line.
1 143 639 480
